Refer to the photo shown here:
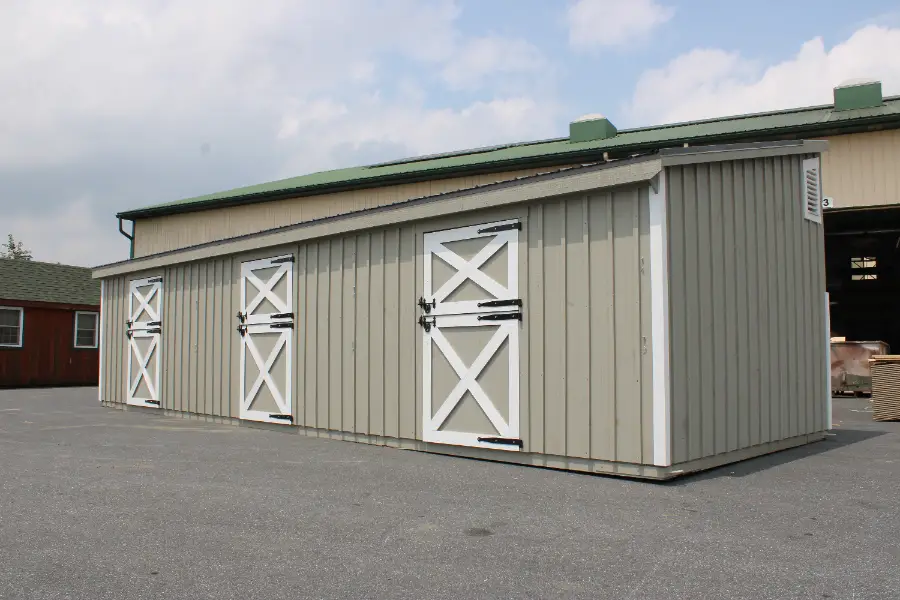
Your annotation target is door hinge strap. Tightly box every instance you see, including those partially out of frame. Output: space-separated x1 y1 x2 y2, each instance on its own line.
146 328 162 334
478 222 521 234
146 277 163 283
477 436 523 448
270 256 295 264
270 322 294 329
477 299 522 308
477 312 522 322
269 414 294 422
145 400 161 406
271 312 294 319
147 321 162 326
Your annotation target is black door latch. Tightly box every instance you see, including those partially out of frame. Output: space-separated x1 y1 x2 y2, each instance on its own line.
418 315 436 332
236 311 246 323
236 325 246 337
418 297 436 313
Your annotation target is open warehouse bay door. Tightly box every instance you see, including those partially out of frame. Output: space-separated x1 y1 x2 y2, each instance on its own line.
826 206 900 370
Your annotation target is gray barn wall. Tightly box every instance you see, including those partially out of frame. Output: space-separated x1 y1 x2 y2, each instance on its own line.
100 186 656 466
666 155 827 465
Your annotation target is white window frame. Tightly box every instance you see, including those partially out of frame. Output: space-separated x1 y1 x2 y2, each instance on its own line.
73 311 100 349
0 306 24 348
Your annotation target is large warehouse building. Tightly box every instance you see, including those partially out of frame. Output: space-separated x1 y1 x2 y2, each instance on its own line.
93 133 830 479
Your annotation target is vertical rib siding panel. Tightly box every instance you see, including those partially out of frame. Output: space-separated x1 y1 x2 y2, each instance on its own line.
355 233 371 434
542 200 567 457
369 231 386 437
383 229 401 439
342 237 358 433
667 156 827 463
316 241 330 429
399 226 417 440
565 197 590 459
526 205 545 455
304 244 319 427
329 238 343 432
588 192 616 461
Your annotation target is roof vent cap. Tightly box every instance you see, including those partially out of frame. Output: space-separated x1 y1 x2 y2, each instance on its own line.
834 79 883 111
570 113 618 143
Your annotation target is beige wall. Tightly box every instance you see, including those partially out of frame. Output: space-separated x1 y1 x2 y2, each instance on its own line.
132 167 576 257
666 155 827 465
822 129 900 210
102 186 657 466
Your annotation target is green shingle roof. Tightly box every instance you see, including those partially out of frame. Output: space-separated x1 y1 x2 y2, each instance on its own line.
119 95 900 219
0 259 101 306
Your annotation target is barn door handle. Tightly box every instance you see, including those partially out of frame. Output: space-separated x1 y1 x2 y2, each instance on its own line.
478 222 521 234
269 414 294 422
477 312 522 322
271 312 294 319
477 299 522 308
418 315 435 332
418 297 436 313
477 436 523 448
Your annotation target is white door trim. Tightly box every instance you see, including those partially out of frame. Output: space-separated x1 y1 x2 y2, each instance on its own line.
424 219 519 316
238 254 295 425
126 277 163 408
649 172 672 467
422 314 520 452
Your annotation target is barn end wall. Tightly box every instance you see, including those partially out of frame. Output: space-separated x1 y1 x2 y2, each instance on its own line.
100 185 657 467
666 155 827 465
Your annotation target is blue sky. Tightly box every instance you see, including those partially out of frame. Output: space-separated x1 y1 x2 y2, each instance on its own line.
1 0 899 265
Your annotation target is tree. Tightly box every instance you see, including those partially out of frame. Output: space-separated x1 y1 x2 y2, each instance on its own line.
0 234 32 260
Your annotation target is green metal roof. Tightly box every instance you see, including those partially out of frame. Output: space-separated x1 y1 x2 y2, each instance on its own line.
0 258 101 306
119 95 900 219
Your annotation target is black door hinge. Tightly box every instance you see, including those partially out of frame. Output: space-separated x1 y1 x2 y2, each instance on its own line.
236 325 246 337
418 297 437 313
236 311 246 323
418 315 435 332
146 277 163 283
271 312 294 319
269 414 294 423
145 400 161 406
146 328 162 334
478 222 521 234
477 299 522 308
477 312 522 322
270 256 295 264
270 322 294 329
477 436 523 448
148 321 162 327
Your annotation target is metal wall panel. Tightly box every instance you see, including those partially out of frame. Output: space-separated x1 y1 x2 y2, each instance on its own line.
132 166 579 257
821 130 900 210
667 155 827 465
102 186 656 465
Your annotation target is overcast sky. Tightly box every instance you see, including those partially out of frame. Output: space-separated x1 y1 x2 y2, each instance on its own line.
2 0 899 267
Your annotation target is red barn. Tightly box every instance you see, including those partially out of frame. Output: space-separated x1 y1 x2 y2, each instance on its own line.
0 258 101 387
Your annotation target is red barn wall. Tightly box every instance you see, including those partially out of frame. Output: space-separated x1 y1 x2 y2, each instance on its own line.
0 300 100 388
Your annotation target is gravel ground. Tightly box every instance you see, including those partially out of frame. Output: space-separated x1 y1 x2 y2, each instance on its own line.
1 387 898 600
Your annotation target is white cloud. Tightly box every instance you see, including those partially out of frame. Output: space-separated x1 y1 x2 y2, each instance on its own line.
627 25 900 126
567 0 674 50
0 0 560 267
441 36 547 90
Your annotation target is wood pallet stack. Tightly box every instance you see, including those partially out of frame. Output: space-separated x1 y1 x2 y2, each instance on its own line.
870 356 900 421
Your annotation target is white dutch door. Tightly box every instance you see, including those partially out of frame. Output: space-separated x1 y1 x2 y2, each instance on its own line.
421 219 522 451
126 276 163 408
238 255 295 424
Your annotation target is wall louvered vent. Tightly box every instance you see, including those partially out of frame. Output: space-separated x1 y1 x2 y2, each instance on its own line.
802 157 822 224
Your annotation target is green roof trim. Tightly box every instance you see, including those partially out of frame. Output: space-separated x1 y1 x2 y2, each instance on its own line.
119 95 900 220
0 259 101 306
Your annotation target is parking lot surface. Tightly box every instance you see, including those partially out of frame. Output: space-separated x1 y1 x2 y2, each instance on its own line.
1 388 898 600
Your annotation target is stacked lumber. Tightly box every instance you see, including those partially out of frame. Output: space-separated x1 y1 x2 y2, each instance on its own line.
870 356 900 421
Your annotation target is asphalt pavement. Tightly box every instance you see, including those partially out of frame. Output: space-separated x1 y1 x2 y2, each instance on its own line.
1 388 898 600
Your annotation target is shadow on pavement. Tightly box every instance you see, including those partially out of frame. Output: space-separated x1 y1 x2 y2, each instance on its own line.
669 427 887 485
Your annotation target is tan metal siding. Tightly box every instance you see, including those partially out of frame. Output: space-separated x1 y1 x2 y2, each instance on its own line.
100 276 128 404
526 189 654 463
821 130 900 209
132 167 579 257
667 156 827 465
102 183 655 465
